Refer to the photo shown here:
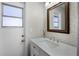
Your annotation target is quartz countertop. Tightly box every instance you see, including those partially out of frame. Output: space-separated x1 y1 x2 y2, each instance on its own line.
30 38 77 56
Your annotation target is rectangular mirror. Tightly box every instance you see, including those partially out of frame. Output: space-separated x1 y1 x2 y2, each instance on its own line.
47 2 70 34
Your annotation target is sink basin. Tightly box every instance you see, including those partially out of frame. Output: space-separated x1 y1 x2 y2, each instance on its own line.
38 39 77 56
39 39 58 48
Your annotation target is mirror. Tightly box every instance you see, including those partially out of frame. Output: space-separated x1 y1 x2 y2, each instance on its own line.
47 2 69 34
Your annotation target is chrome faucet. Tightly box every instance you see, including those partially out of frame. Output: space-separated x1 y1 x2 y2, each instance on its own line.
43 30 45 38
50 37 60 43
49 37 55 41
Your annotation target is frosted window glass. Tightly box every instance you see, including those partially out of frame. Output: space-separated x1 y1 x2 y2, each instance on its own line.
53 16 59 22
53 23 59 28
3 17 22 26
2 4 23 27
3 5 22 18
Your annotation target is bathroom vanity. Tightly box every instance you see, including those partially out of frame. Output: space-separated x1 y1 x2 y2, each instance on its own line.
30 41 49 56
30 38 77 56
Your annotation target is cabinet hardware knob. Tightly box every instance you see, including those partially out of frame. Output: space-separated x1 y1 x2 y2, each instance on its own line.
33 46 35 48
33 54 35 56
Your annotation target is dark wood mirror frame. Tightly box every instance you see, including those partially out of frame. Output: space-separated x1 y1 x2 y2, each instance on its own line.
47 2 70 34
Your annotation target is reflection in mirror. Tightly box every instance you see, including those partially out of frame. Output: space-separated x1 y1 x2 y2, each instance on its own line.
47 2 69 33
49 3 65 30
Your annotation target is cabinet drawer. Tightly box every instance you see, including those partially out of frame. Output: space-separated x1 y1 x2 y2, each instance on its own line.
31 42 39 52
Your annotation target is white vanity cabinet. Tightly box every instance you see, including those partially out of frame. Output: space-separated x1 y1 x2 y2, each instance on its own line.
39 48 49 56
30 41 49 56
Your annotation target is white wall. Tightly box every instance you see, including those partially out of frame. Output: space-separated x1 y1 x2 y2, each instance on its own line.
77 2 79 56
44 2 78 46
24 2 45 55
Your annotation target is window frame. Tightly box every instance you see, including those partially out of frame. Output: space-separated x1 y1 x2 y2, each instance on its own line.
1 3 24 28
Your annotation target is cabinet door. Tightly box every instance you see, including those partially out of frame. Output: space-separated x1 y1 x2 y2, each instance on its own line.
30 42 39 56
30 41 49 56
31 49 39 56
39 48 49 56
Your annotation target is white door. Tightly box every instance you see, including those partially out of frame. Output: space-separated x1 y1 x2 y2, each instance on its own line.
0 3 25 56
1 28 25 56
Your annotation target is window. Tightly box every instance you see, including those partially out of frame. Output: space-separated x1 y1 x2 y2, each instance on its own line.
2 3 23 27
53 15 59 28
52 13 61 29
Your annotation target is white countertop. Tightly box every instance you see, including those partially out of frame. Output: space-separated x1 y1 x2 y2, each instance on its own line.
30 38 77 56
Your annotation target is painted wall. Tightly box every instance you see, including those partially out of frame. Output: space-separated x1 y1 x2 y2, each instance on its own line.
77 2 79 56
44 2 78 46
24 2 45 55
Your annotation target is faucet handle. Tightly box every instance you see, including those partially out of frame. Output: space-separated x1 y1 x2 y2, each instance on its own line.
57 40 59 43
49 37 52 40
53 37 55 41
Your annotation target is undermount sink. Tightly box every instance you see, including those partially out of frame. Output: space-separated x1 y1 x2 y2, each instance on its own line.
39 39 58 48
